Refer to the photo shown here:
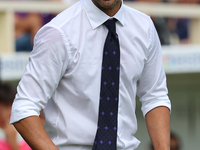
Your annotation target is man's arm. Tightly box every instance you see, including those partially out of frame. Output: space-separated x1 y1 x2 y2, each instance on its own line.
145 106 170 150
13 116 59 150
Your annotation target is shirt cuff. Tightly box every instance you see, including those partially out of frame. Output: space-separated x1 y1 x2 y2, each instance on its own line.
10 99 40 124
141 98 171 117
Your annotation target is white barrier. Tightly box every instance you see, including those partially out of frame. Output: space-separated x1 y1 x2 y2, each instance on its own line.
1 46 200 81
162 45 200 74
0 52 29 81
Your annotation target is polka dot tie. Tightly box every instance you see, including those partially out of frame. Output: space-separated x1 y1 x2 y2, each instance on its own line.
92 19 120 150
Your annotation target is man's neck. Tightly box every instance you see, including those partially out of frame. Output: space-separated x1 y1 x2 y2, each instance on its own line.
92 0 122 17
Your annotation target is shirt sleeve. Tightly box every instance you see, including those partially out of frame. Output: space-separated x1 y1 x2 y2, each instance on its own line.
136 18 171 117
10 25 71 124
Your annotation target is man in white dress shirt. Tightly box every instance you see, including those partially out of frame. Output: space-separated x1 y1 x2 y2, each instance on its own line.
10 0 171 149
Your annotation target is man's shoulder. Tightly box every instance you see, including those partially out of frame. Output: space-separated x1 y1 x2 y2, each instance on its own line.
48 1 83 28
123 4 150 21
34 1 84 40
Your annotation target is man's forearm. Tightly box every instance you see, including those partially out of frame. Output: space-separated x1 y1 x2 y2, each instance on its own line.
13 116 59 150
145 106 170 150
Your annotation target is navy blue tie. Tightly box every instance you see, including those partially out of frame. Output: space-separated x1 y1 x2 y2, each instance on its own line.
92 19 120 150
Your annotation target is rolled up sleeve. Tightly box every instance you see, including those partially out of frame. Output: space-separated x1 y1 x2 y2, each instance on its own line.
10 25 70 124
136 18 171 117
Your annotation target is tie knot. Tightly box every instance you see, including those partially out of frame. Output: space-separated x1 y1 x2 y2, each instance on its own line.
104 19 117 34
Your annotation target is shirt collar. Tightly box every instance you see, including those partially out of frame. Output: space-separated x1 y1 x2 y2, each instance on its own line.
84 0 124 29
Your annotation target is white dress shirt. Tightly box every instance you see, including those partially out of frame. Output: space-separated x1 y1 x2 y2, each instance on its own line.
10 0 171 149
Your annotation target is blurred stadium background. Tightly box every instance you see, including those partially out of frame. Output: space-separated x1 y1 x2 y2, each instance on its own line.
0 0 200 150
